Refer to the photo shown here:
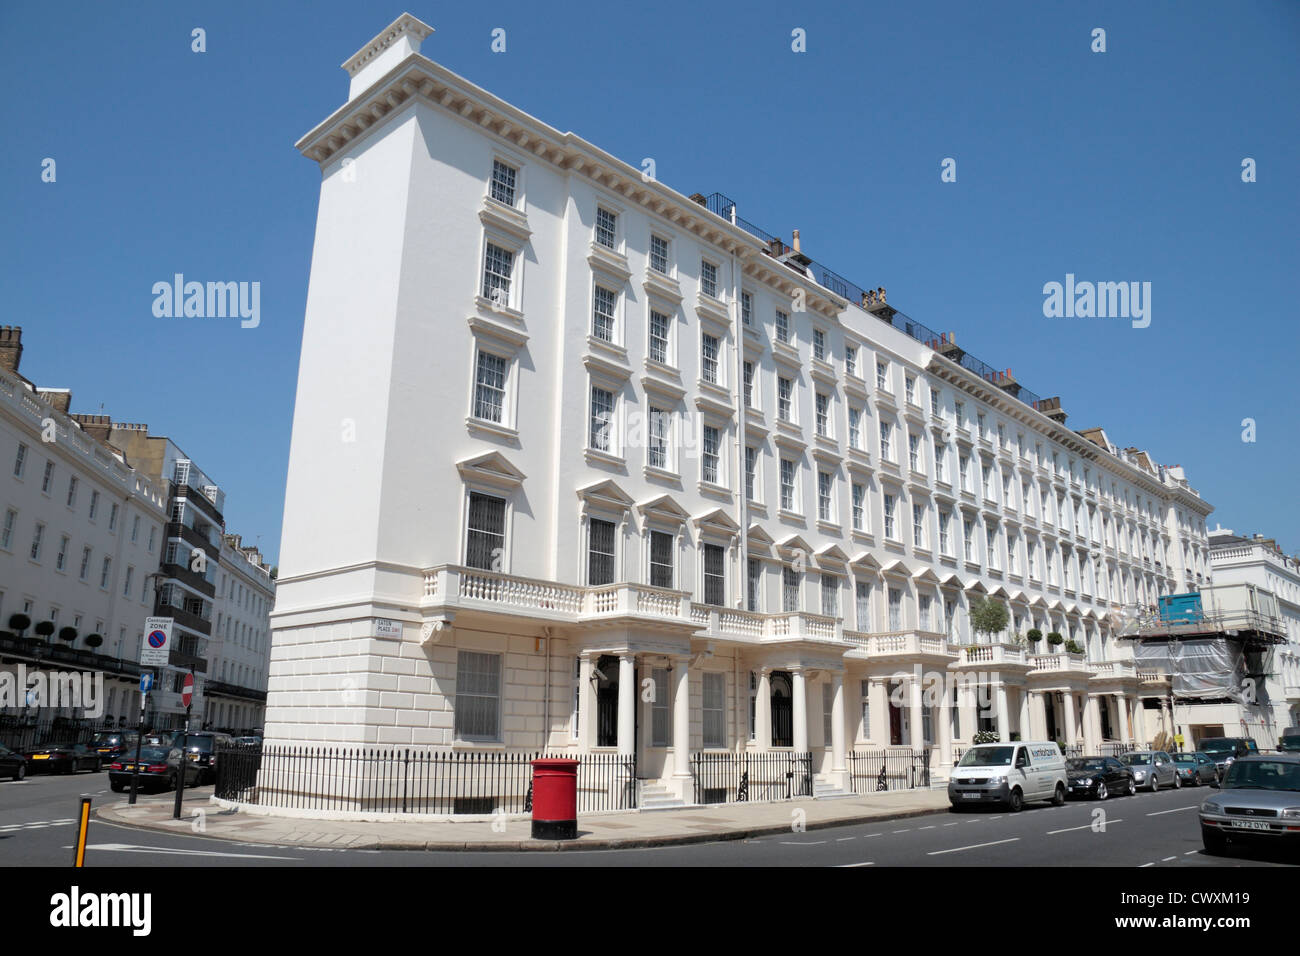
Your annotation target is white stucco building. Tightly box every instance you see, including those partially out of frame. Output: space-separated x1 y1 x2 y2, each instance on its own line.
206 533 275 733
0 327 168 730
266 15 1217 802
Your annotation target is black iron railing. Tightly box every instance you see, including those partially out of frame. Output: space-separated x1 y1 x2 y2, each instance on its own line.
214 745 637 815
1099 742 1135 758
690 750 813 804
847 748 932 793
0 714 117 751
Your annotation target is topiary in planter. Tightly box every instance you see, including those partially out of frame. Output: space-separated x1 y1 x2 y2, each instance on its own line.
1047 631 1064 646
1064 639 1084 655
84 633 104 649
1026 628 1043 644
58 626 78 643
8 614 31 636
34 620 55 638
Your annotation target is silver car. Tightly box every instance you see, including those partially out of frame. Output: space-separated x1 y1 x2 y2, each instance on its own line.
1119 750 1180 791
1200 754 1300 857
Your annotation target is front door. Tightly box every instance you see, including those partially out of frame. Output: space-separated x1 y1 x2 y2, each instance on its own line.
1044 694 1058 742
770 672 793 747
596 655 619 748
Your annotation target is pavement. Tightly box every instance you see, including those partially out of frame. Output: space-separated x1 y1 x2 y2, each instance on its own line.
95 785 952 851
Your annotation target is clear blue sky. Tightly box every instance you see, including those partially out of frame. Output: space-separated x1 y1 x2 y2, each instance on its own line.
2 1 1297 566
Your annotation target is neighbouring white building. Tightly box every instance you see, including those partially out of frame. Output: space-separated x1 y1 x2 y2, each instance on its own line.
1205 528 1300 736
266 14 1217 804
206 533 275 733
0 327 168 730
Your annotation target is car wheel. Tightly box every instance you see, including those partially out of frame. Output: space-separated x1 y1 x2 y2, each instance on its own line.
110 780 125 793
1125 777 1135 796
1202 825 1228 856
14 763 25 782
1174 773 1181 789
1008 787 1024 812
1149 775 1160 792
1052 783 1066 807
1096 782 1108 801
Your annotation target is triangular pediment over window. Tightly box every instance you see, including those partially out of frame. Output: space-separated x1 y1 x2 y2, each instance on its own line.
637 494 690 526
456 451 525 490
576 479 634 515
693 507 741 536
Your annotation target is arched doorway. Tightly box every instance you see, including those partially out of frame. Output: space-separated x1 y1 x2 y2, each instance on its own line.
770 671 793 747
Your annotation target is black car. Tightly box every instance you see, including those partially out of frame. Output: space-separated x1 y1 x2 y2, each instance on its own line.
1278 732 1300 754
23 742 102 774
1066 756 1135 800
107 746 201 793
173 732 234 784
1198 737 1253 776
0 743 27 781
88 731 140 761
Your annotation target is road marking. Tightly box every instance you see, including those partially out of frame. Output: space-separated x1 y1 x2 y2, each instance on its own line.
1147 805 1198 816
891 829 911 833
943 822 961 827
1162 856 1177 861
1184 850 1199 855
835 861 875 867
1047 820 1122 835
779 840 827 846
928 837 1020 856
835 837 856 842
1139 862 1155 868
76 842 302 860
919 825 936 830
862 833 881 838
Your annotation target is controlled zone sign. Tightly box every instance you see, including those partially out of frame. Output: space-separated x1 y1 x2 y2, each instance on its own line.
141 617 175 667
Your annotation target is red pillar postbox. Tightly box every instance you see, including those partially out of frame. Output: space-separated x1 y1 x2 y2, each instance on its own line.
531 758 579 840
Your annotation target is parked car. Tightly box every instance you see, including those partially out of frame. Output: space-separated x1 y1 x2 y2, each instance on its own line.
1198 737 1253 776
0 743 26 781
142 732 175 748
1173 752 1219 786
88 731 139 761
948 741 1068 811
1200 753 1300 857
107 746 201 793
233 736 261 747
1119 750 1179 791
23 742 102 774
1279 729 1300 754
173 732 234 784
1066 756 1135 800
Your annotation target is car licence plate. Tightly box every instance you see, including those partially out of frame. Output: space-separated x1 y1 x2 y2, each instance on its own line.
187 754 199 761
962 792 981 799
32 754 49 760
1231 820 1271 831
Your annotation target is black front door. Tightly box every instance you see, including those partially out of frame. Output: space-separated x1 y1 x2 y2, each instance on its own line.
596 655 619 747
1044 694 1058 742
770 671 793 747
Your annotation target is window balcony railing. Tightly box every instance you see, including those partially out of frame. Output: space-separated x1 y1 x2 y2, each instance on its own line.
954 643 1028 668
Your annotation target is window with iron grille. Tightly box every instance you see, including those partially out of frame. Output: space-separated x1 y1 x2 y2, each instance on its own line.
779 458 796 511
649 530 674 588
473 350 507 422
649 310 670 365
595 207 617 249
700 260 718 298
747 558 761 612
702 543 725 606
490 159 517 206
852 483 866 531
913 504 925 547
777 377 792 421
651 666 671 746
648 407 669 470
879 422 892 461
813 328 825 362
482 242 513 304
818 470 832 521
883 494 896 540
741 291 752 326
775 309 789 343
702 672 725 748
701 425 721 484
745 446 757 500
466 492 506 571
590 386 615 452
592 285 617 342
650 234 670 274
743 361 754 407
782 566 801 612
821 573 838 617
588 518 616 586
454 650 502 742
701 333 720 384
855 580 872 630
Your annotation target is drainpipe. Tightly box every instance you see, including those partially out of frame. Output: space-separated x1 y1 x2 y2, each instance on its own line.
730 241 747 607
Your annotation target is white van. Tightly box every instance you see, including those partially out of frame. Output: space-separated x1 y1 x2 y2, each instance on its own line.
948 742 1068 812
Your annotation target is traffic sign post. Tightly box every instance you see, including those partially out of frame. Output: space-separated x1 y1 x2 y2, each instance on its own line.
141 617 174 668
128 673 150 806
172 673 194 820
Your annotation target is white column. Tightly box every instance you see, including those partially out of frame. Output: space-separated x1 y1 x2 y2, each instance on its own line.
937 672 953 772
756 668 771 749
909 675 924 749
792 667 808 752
1017 690 1031 742
1032 691 1048 741
869 676 889 746
1116 693 1132 742
1083 695 1100 752
672 657 690 778
995 683 1011 741
617 653 635 756
957 676 976 745
1063 691 1078 747
831 670 846 774
1133 697 1147 746
578 654 594 750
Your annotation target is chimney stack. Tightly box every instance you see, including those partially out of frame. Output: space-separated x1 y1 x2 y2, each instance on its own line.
792 229 801 253
0 326 22 374
342 13 435 102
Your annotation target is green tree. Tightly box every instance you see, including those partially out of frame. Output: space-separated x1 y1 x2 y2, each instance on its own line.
969 597 1009 641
